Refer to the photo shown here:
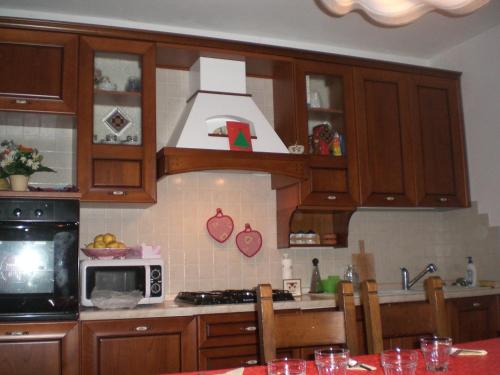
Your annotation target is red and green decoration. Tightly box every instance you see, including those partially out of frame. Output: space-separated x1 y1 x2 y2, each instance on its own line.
227 121 253 152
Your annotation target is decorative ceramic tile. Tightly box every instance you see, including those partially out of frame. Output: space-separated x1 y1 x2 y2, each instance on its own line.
103 107 132 135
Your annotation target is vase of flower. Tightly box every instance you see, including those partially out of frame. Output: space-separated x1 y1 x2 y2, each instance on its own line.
0 140 55 191
8 174 29 191
0 177 10 190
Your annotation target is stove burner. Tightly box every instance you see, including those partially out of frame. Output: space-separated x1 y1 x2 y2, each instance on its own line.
175 288 294 305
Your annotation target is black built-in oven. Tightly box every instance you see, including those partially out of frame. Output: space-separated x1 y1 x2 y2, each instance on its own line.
0 198 79 321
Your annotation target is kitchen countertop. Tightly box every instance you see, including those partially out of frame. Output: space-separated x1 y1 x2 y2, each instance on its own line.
79 284 499 321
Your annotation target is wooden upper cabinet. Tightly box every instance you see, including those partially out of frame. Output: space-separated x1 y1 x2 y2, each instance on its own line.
354 68 416 206
0 321 79 375
77 36 156 202
295 60 359 208
411 75 470 207
0 28 78 114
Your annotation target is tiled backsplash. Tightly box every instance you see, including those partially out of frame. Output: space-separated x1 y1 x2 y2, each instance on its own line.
0 111 76 187
2 68 498 297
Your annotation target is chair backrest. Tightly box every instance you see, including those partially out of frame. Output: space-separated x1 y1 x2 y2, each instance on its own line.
256 282 359 364
360 276 450 354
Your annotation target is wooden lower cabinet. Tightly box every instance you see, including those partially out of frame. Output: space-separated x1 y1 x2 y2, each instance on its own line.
197 310 351 368
447 295 498 343
0 321 78 375
81 317 197 375
198 312 259 370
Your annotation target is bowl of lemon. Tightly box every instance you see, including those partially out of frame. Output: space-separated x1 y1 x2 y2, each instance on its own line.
81 233 130 259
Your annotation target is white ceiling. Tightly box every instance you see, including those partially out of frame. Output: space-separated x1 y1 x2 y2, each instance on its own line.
2 0 500 64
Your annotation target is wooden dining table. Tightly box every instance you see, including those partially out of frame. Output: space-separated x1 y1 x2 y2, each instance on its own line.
167 338 500 375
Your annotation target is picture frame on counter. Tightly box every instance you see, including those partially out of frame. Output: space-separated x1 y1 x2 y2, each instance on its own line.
283 278 302 296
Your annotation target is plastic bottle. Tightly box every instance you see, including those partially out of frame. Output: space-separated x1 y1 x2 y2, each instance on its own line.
282 253 293 280
344 264 360 290
465 256 477 287
310 258 323 293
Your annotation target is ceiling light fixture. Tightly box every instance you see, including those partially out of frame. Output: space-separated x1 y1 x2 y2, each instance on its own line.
317 0 490 26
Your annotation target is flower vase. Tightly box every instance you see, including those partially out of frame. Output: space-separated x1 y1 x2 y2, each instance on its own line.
0 178 10 190
9 175 30 192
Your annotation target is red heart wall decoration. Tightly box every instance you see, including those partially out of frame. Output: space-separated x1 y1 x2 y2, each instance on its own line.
206 208 234 243
236 223 262 257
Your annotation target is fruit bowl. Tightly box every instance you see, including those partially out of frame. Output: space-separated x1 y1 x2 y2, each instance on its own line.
81 247 130 259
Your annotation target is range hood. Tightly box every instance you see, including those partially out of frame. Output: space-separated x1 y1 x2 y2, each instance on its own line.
158 57 308 181
167 57 288 153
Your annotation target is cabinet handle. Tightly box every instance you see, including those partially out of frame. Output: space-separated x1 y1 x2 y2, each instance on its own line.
472 302 481 308
110 190 127 196
135 326 149 331
5 331 29 336
327 195 337 200
241 325 257 332
243 360 258 366
385 196 395 201
439 197 448 202
15 99 29 104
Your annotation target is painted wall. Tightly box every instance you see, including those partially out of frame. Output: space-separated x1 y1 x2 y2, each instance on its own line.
431 24 500 227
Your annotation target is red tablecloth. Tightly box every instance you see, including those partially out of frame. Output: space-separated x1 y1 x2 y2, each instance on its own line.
171 338 500 375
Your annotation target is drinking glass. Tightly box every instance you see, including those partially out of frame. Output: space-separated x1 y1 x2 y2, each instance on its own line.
267 358 306 375
420 336 453 372
381 349 418 375
314 348 350 375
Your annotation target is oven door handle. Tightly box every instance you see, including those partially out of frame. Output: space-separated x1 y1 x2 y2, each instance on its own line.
0 222 79 229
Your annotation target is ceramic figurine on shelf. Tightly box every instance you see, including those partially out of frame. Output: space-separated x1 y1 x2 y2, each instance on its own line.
331 131 342 156
312 124 333 155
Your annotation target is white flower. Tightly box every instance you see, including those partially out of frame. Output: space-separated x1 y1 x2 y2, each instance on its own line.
32 162 40 170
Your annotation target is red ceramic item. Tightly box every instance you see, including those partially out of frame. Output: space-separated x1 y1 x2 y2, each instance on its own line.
236 223 262 257
206 208 234 243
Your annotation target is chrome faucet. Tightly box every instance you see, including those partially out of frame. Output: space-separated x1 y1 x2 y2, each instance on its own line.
401 263 437 290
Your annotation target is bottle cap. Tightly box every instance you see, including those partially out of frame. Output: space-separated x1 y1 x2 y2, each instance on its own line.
312 258 319 266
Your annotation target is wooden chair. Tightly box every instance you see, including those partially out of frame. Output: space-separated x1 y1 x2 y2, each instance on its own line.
360 276 450 354
256 282 360 364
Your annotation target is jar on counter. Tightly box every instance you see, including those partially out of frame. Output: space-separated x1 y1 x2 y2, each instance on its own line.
344 264 360 290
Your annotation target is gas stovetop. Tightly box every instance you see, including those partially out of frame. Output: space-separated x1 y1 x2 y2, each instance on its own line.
175 289 295 305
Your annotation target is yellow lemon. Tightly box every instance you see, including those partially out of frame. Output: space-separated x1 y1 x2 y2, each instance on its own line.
103 233 116 244
93 241 106 249
107 241 119 249
116 242 127 249
94 234 104 243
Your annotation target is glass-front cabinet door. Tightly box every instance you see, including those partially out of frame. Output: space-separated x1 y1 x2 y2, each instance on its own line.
92 52 143 146
78 37 156 202
295 60 359 209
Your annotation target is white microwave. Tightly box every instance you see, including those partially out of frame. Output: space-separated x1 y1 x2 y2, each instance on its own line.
80 258 164 307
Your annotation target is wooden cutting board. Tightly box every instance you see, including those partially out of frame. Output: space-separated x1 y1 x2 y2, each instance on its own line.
352 240 376 282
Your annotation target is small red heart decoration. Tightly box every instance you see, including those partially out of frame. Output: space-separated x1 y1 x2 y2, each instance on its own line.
206 208 234 243
236 223 262 257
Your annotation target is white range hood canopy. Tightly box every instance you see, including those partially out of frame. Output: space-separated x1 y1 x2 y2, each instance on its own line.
167 57 289 154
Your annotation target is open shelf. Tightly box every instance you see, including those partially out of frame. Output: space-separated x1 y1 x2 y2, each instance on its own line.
0 190 81 199
308 107 344 115
157 147 309 181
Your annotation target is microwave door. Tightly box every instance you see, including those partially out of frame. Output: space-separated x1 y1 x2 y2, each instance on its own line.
86 266 147 300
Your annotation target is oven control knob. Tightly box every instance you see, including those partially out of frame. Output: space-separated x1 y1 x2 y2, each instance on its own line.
12 208 22 217
34 209 44 217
